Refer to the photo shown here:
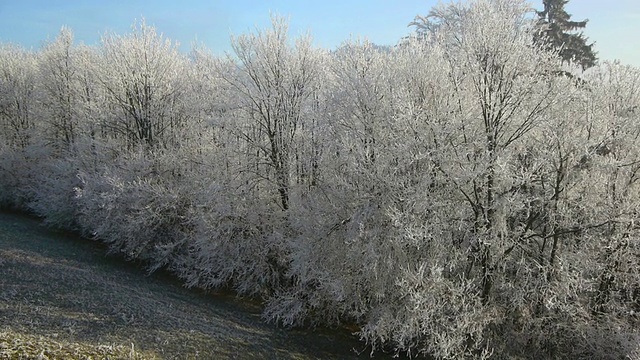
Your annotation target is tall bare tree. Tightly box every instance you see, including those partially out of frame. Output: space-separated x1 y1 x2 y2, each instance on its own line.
98 19 188 148
222 16 319 210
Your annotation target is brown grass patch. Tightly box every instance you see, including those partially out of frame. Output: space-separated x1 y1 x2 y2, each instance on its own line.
0 330 155 359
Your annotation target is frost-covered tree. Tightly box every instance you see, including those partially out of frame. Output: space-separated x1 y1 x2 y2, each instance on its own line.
270 1 573 356
330 40 394 179
38 26 78 148
0 45 37 148
581 62 640 316
98 19 188 148
222 16 319 210
412 0 562 300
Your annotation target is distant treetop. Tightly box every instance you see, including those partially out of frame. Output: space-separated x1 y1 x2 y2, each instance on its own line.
535 0 597 70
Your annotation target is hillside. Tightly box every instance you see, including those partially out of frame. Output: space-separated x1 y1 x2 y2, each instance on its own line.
0 212 383 359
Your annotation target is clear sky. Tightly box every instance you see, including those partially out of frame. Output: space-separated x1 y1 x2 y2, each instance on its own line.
0 0 638 67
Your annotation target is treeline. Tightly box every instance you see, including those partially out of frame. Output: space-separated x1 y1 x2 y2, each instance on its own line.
1 0 639 358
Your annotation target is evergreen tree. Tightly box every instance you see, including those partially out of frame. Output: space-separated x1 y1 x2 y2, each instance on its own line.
536 0 597 69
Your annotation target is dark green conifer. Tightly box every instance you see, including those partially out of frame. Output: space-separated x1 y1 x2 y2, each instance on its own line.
536 0 597 69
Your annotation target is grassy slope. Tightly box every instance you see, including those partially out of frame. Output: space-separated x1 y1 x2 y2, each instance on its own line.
0 212 384 360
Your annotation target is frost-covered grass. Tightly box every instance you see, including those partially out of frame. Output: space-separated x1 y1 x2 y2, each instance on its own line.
0 212 383 360
0 331 152 360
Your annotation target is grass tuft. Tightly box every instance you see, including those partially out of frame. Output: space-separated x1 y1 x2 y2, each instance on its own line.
0 330 155 359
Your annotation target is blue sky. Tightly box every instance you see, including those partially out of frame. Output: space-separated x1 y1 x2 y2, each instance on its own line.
0 1 638 66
